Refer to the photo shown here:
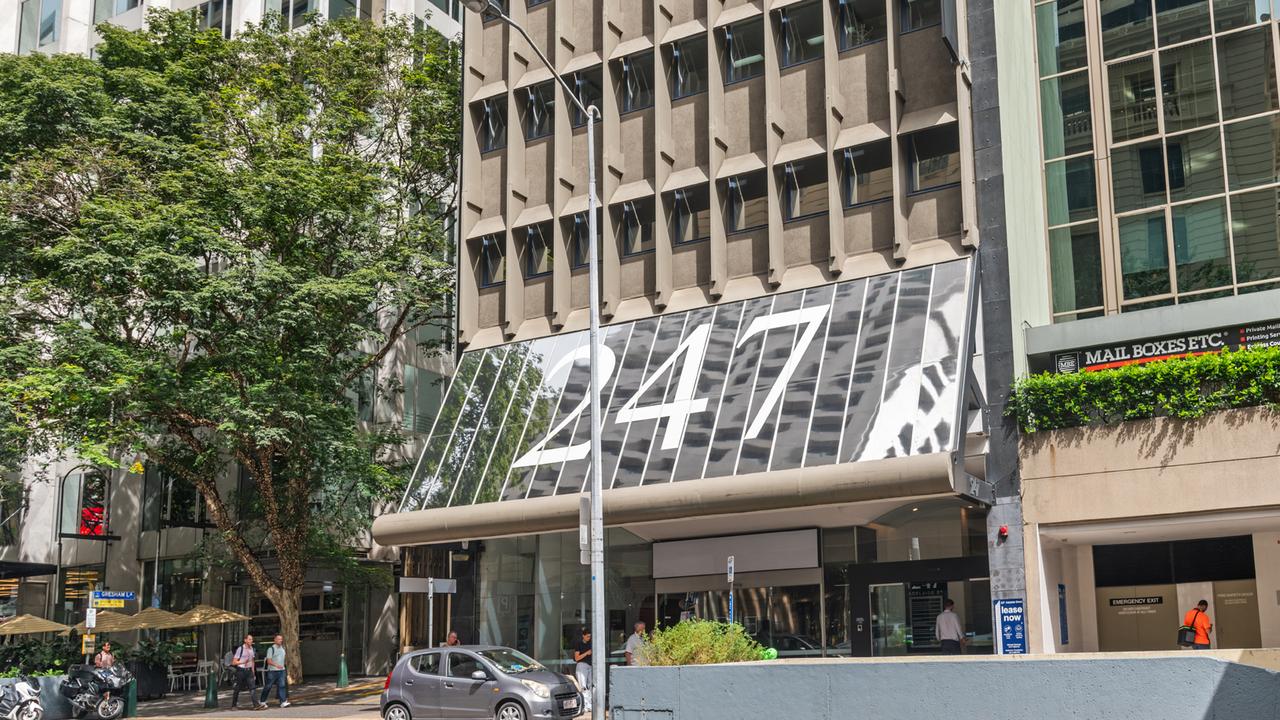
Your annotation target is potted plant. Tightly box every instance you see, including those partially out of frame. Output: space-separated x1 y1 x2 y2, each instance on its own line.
118 638 182 700
0 636 78 719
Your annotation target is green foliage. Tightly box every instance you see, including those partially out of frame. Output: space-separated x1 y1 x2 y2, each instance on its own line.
115 638 184 668
642 620 766 667
0 9 460 679
1008 347 1280 433
0 637 78 674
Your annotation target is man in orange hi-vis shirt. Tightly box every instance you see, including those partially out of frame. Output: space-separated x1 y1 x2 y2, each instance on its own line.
1183 600 1213 649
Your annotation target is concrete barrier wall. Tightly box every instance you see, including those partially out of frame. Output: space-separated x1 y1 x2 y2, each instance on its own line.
609 656 1280 720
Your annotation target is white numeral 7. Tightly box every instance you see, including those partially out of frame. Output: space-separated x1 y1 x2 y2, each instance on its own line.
737 304 830 440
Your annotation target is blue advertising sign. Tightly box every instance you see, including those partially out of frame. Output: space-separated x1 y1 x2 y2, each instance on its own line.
995 598 1027 655
91 591 136 601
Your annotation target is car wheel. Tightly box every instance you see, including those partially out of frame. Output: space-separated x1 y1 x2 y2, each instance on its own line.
496 702 526 720
383 704 411 720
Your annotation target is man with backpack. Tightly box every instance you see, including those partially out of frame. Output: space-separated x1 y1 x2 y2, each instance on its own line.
1182 600 1213 650
230 634 267 710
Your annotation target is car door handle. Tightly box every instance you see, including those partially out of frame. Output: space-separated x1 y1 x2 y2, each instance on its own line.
404 680 414 685
443 682 454 689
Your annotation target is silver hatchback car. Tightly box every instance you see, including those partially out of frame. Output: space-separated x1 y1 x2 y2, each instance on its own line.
381 645 583 720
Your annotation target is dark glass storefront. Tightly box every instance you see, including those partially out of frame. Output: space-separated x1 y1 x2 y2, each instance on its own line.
441 497 991 665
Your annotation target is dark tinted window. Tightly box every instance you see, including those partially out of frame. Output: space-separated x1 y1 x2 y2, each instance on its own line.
447 652 485 678
411 652 441 675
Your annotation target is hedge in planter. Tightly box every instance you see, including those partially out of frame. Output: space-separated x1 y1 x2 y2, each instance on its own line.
1008 346 1280 433
642 620 765 666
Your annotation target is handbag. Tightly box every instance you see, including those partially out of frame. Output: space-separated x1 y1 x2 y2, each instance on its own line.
1177 609 1201 647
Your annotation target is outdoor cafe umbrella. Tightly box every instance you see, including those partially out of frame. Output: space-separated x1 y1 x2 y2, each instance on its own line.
169 604 250 627
0 614 70 636
71 610 135 634
129 607 185 630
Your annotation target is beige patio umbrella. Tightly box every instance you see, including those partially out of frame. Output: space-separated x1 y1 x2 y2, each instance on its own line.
169 604 250 627
0 614 70 636
129 607 185 630
71 610 135 634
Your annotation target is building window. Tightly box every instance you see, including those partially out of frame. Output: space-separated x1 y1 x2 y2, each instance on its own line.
59 566 103 625
427 0 462 21
93 0 139 23
569 211 600 268
37 0 60 46
403 364 444 433
1048 222 1104 317
523 81 555 140
0 485 23 547
671 185 711 244
528 0 550 6
477 98 507 153
782 160 828 220
723 18 765 84
621 52 655 113
571 68 602 128
837 0 886 50
1044 155 1096 226
478 234 505 287
192 0 235 38
269 0 317 29
778 1 824 67
668 35 708 100
142 559 204 613
142 464 205 532
329 0 372 19
60 471 108 537
840 140 892 207
907 124 960 193
726 171 768 233
620 199 654 256
523 223 553 277
900 0 941 32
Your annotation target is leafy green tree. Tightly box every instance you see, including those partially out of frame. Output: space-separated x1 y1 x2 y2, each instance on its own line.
0 10 460 680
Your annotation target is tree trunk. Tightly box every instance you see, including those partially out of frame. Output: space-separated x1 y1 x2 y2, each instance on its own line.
272 587 304 685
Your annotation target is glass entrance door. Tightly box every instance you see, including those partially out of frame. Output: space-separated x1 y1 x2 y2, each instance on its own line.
865 578 993 656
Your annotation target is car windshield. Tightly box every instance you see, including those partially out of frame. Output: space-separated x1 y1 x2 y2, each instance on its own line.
477 649 544 674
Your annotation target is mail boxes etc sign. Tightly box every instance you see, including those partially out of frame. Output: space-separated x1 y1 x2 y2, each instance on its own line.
1053 320 1280 373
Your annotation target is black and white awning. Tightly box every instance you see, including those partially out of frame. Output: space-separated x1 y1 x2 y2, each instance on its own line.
392 259 981 531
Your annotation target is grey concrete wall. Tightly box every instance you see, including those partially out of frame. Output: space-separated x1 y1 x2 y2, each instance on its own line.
610 657 1280 720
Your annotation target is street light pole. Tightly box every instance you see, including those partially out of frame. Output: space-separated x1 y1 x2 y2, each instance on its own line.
458 2 606 715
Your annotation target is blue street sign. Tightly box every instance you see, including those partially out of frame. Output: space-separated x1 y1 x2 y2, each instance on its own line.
995 598 1027 655
91 591 136 601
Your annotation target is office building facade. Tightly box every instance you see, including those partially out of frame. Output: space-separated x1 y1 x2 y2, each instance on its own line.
1021 0 1280 653
377 0 1034 666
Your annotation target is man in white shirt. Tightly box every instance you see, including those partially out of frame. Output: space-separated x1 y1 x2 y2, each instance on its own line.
624 621 648 666
935 599 965 655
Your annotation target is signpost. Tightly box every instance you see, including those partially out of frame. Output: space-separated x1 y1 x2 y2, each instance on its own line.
995 598 1027 655
86 607 97 630
90 590 134 609
81 634 95 655
398 577 457 647
727 556 734 624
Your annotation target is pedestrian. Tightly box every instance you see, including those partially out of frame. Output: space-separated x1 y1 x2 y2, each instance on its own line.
935 599 965 655
230 634 267 710
443 631 460 647
1182 600 1213 650
624 621 648 666
573 627 592 710
94 641 116 669
260 635 290 708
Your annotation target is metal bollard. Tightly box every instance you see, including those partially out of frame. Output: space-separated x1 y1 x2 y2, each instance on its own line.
204 668 219 709
124 679 137 718
337 653 349 689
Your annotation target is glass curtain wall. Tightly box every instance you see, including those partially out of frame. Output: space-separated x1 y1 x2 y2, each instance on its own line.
477 529 653 674
1034 0 1280 320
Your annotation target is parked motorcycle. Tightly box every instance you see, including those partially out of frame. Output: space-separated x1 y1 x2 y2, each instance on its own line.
0 675 43 720
60 665 133 720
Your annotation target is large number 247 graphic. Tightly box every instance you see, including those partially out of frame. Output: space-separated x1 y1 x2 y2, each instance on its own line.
511 303 830 469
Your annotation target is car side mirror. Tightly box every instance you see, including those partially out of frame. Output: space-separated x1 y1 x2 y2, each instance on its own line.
470 670 489 681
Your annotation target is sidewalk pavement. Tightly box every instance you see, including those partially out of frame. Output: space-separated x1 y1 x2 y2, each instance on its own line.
136 678 383 720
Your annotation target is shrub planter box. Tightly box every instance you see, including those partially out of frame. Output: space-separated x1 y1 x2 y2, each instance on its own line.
125 662 167 700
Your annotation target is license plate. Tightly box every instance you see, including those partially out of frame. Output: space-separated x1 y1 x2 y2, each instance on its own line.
562 698 579 710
